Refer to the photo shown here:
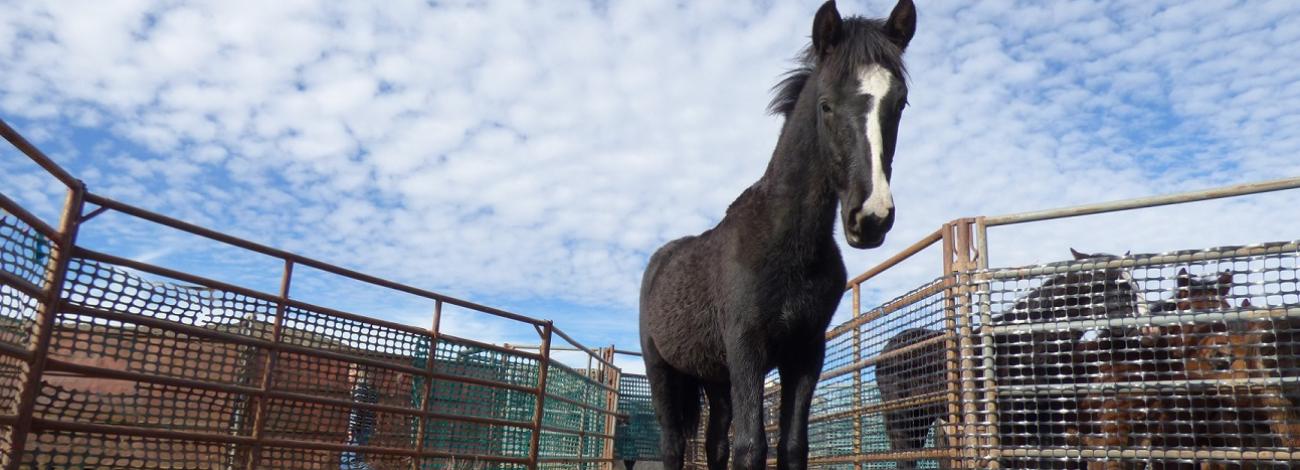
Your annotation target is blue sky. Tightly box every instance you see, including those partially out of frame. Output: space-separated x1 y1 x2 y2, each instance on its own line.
3 0 1300 372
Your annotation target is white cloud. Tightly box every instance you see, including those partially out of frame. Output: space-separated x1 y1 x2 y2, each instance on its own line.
2 0 1300 356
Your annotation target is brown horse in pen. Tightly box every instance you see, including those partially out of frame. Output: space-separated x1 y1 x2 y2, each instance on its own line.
1075 269 1300 470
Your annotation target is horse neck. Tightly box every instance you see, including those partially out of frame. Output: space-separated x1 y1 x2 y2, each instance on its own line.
752 85 840 255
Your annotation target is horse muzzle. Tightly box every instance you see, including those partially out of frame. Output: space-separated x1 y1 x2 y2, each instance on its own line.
844 208 894 249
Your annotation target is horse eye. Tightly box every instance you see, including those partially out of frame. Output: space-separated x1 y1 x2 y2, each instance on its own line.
820 101 832 114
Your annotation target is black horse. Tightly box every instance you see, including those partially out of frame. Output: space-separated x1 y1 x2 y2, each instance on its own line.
639 2 916 470
876 249 1144 469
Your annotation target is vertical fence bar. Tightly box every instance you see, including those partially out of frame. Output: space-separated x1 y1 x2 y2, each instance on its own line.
954 220 980 468
2 184 84 470
850 284 863 470
939 221 964 469
413 300 443 470
243 259 293 470
974 217 999 468
602 346 619 470
529 321 554 470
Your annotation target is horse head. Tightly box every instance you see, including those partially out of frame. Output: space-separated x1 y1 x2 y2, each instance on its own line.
801 0 915 248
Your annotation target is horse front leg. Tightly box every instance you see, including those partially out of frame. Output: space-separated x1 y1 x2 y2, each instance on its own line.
776 346 823 470
727 344 769 470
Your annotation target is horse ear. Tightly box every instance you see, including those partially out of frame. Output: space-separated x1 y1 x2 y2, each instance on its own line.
1218 271 1233 295
884 0 917 51
812 0 843 58
1177 268 1190 287
1070 248 1086 260
1241 298 1252 308
1124 250 1131 256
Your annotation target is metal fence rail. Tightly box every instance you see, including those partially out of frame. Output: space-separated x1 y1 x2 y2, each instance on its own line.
0 118 622 470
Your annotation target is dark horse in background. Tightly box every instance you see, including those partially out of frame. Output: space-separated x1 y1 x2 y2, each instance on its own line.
639 1 917 469
876 249 1144 469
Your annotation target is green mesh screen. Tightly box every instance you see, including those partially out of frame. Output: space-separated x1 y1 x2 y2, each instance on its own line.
614 374 658 462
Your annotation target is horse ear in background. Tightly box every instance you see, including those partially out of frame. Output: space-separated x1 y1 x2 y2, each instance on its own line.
812 1 842 58
1216 270 1234 297
883 0 916 50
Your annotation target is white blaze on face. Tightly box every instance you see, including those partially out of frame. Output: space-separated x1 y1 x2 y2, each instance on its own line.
857 64 895 220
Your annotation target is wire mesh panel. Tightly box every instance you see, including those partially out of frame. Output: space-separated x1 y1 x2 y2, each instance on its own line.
981 241 1300 469
0 214 48 409
832 278 959 469
538 362 617 470
0 217 622 469
424 337 539 465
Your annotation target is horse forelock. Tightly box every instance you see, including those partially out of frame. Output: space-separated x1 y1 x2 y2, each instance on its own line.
767 17 907 118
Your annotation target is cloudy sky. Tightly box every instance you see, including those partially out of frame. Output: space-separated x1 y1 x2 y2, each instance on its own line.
2 0 1299 372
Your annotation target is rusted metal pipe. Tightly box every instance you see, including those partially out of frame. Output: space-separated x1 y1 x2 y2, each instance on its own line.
244 259 293 470
528 322 553 470
984 176 1300 227
0 192 58 240
845 227 944 288
0 118 80 189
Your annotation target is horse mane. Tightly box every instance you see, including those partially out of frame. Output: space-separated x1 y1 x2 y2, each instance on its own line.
767 17 909 117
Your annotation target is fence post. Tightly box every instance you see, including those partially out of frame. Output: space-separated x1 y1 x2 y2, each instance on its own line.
2 183 84 470
953 220 981 468
939 221 965 469
974 217 1000 468
604 346 618 470
529 321 554 470
850 284 863 470
412 299 443 470
243 259 293 470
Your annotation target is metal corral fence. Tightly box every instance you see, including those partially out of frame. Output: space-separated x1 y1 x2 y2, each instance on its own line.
0 119 623 469
681 178 1300 469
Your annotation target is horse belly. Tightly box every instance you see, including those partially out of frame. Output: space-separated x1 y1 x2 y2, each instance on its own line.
647 305 730 382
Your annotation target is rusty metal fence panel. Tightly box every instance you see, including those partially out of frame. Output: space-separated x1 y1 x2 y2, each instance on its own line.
0 119 623 470
771 240 1300 470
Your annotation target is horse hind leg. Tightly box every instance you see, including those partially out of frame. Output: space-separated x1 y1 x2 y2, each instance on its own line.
645 345 701 470
703 382 733 470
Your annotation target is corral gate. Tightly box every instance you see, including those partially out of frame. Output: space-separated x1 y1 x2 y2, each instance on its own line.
0 119 624 469
683 178 1300 469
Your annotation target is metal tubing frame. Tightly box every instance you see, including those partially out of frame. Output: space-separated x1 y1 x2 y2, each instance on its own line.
2 182 83 470
0 119 623 469
827 176 1300 468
